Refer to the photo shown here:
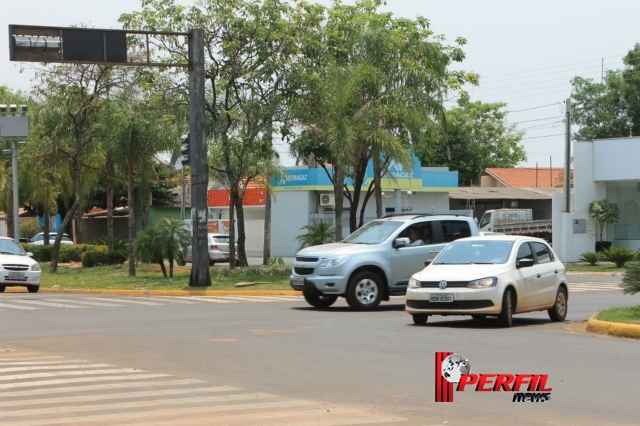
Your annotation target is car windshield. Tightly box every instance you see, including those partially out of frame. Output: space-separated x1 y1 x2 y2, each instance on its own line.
343 220 403 244
213 236 230 244
0 239 26 256
433 240 514 265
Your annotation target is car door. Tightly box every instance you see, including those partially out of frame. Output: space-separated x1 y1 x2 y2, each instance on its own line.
390 221 439 289
531 242 558 306
513 241 541 310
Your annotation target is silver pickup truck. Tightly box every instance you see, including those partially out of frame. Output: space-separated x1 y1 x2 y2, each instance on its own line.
290 214 480 310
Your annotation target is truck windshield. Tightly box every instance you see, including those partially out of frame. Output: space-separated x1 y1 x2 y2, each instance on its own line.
433 240 514 265
343 220 403 244
479 212 491 229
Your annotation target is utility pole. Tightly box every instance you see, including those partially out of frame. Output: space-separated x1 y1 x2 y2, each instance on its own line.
564 98 571 213
11 140 19 239
180 167 185 220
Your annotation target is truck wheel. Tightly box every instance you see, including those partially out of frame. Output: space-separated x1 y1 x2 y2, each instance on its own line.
497 289 513 328
27 285 39 293
346 271 383 311
0 285 5 293
303 291 338 308
548 287 568 322
412 314 428 325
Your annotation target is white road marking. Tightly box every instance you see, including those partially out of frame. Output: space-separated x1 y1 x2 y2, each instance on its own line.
0 302 38 310
0 373 171 390
0 363 112 373
0 386 242 408
45 298 125 307
84 297 163 306
149 297 196 304
212 296 279 303
0 378 207 398
8 299 86 309
0 359 87 366
180 296 238 304
0 368 147 381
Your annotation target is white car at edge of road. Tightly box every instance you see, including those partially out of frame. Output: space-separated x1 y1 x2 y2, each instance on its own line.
0 237 42 293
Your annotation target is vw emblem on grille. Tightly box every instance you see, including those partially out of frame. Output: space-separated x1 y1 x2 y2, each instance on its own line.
439 280 448 290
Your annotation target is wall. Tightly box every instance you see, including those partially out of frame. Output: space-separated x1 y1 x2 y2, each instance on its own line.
81 217 129 244
148 207 190 226
271 191 314 257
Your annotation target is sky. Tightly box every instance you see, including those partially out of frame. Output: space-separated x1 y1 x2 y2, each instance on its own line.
1 0 639 170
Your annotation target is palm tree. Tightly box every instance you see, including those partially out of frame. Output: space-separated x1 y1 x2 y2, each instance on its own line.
156 218 191 278
133 226 168 278
295 220 336 249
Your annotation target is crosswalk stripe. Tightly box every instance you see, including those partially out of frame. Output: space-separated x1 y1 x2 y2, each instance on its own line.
279 416 407 426
0 373 171 390
1 392 280 418
212 296 279 303
0 302 38 310
0 356 63 362
4 399 313 426
45 298 126 307
84 297 162 306
0 368 147 382
8 300 86 309
150 297 197 304
0 360 87 367
0 378 207 398
0 363 112 373
180 296 239 304
0 385 242 408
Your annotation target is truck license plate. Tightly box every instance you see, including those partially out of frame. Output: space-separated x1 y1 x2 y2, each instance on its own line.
429 293 453 302
291 277 305 286
8 272 25 280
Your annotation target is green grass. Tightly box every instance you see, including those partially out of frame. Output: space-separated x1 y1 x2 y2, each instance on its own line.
39 263 293 291
595 305 640 325
564 262 625 273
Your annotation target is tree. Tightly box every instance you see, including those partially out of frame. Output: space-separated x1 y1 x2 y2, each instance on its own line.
588 199 620 242
134 225 168 278
417 101 526 186
156 217 191 278
295 219 336 249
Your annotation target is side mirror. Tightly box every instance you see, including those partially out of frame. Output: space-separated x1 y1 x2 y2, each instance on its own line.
517 258 534 269
27 252 33 257
394 237 410 248
424 260 432 267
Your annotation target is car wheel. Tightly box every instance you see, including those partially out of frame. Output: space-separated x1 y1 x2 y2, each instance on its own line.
412 314 428 325
497 289 513 328
346 271 383 311
27 285 39 294
0 285 5 293
548 287 568 322
302 291 338 308
471 314 488 320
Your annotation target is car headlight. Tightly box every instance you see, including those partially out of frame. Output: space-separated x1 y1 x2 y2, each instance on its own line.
468 277 497 289
30 263 41 272
408 277 421 289
318 254 350 268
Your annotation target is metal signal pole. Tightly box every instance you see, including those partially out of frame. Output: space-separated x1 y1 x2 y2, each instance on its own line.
564 98 571 213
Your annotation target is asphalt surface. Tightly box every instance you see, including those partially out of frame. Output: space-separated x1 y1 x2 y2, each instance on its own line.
1 275 638 426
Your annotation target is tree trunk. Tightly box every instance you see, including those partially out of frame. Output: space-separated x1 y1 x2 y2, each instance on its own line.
229 196 236 269
348 152 369 233
74 208 83 244
51 162 81 273
43 198 50 246
372 151 383 218
127 157 136 276
334 165 345 241
106 157 114 250
232 192 248 267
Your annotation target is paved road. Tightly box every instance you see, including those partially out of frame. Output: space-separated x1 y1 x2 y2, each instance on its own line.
1 280 638 426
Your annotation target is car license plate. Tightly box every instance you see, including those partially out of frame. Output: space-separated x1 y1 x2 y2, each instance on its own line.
430 293 453 302
8 272 25 280
291 277 305 286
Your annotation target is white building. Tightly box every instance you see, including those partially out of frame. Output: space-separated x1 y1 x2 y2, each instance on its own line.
553 136 640 262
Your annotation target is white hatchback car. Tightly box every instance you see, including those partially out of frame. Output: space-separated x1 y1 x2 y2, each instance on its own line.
405 235 567 327
0 237 42 293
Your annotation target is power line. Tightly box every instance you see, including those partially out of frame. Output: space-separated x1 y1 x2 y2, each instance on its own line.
479 55 624 80
480 61 622 83
506 103 561 113
470 70 603 93
508 116 562 124
520 133 565 141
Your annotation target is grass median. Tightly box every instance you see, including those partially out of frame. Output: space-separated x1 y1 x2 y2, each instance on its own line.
595 305 640 325
564 262 625 273
38 263 293 292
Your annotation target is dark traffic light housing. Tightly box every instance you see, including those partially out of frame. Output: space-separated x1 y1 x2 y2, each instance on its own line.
180 133 190 166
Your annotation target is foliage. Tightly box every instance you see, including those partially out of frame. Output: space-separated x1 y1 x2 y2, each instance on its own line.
418 101 527 186
295 220 336 249
133 218 190 278
621 261 640 295
19 220 41 239
579 252 602 266
595 304 640 324
81 249 128 268
91 236 129 251
134 225 169 278
601 247 636 268
209 265 291 278
267 257 285 266
20 243 115 263
588 199 620 241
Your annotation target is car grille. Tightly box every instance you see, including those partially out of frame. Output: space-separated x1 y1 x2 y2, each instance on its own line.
2 264 29 271
295 256 319 262
294 267 314 276
406 300 494 310
419 281 468 288
4 275 28 282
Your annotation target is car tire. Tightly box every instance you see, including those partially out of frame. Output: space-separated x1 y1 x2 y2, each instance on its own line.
412 314 428 325
0 285 5 293
302 291 338 308
27 285 39 293
497 289 514 328
548 287 568 322
471 314 488 320
345 271 383 311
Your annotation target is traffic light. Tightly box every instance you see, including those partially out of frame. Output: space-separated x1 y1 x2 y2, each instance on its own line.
180 133 190 166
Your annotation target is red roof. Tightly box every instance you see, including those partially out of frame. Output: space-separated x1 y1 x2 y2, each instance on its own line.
485 167 567 188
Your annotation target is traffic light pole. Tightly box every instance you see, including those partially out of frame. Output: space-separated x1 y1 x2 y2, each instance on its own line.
188 28 211 287
11 140 20 240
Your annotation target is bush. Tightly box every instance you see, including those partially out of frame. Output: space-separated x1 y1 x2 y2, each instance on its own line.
621 261 640 295
81 249 127 267
267 257 285 266
602 247 636 268
20 219 41 240
20 243 113 264
91 236 128 251
579 252 602 266
209 265 291 278
21 243 52 262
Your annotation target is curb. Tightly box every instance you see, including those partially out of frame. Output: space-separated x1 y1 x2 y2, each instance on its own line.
5 288 302 297
586 315 640 339
566 272 623 276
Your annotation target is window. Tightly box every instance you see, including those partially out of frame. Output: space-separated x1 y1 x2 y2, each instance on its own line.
532 242 552 264
479 212 491 229
516 242 533 263
441 220 472 242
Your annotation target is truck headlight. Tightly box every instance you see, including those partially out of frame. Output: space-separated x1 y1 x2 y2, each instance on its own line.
30 263 41 272
468 277 497 289
408 277 421 289
318 254 350 268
